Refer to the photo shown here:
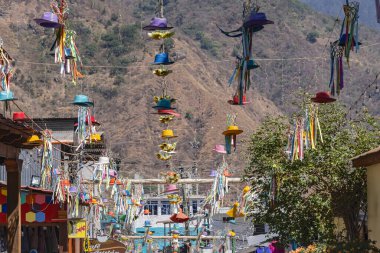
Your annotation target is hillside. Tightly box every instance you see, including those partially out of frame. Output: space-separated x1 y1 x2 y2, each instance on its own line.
0 0 379 177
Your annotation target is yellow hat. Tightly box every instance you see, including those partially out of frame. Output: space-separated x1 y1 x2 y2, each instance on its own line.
243 186 251 194
89 133 101 142
222 125 243 136
162 129 178 139
23 135 43 146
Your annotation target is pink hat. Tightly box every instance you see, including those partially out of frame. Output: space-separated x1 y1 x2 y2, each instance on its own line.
164 184 179 194
213 144 227 154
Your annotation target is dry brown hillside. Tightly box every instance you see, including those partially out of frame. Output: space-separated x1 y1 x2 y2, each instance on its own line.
0 0 379 176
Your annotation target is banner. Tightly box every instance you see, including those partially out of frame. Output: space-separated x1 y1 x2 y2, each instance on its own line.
68 219 87 238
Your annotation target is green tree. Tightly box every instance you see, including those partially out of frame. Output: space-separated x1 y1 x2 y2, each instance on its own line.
244 102 380 248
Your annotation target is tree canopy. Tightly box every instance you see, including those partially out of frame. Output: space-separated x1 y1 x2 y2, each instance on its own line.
244 102 380 249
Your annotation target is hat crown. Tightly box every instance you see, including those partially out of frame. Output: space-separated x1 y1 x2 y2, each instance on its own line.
13 112 26 121
73 94 90 103
42 12 58 22
0 91 15 101
150 17 168 27
162 129 176 138
316 91 331 99
156 99 171 108
209 170 217 177
227 125 239 131
27 135 42 143
154 53 170 63
165 184 178 192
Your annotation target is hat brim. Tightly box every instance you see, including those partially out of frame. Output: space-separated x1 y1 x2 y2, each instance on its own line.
311 97 336 103
143 25 173 31
223 130 243 135
22 141 43 146
152 111 181 117
162 135 178 139
228 100 250 105
244 20 273 28
72 101 94 107
212 149 227 154
151 61 174 65
34 19 62 28
152 106 176 110
0 97 18 101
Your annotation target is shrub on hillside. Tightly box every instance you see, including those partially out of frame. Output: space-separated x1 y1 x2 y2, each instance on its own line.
306 31 319 43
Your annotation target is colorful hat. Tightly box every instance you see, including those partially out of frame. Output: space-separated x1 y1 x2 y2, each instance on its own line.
144 209 150 215
162 129 177 139
23 135 43 146
209 170 217 177
153 98 176 110
13 112 26 122
72 94 94 107
311 92 336 104
153 68 173 77
89 133 102 142
152 109 181 117
34 12 62 28
64 48 75 59
164 184 179 194
0 91 17 101
69 186 78 193
143 17 173 31
223 169 232 177
228 95 250 105
336 34 362 47
212 144 227 154
144 220 152 227
170 210 189 223
243 12 274 28
223 126 243 136
152 53 174 65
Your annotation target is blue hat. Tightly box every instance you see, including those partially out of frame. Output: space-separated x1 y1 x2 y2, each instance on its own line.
65 48 75 59
228 219 236 224
244 12 274 28
113 223 121 229
152 53 174 65
152 98 176 110
247 59 260 70
72 94 94 107
144 220 152 227
143 17 173 31
0 91 17 101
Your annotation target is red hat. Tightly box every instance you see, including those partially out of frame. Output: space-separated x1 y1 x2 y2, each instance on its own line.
13 112 26 122
152 109 181 117
170 210 189 223
74 116 101 126
311 92 336 104
228 95 250 105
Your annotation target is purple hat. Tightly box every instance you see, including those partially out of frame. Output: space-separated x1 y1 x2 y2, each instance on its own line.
34 12 62 29
243 12 274 28
143 17 173 31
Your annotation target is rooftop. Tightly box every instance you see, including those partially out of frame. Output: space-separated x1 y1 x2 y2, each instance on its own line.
352 146 380 167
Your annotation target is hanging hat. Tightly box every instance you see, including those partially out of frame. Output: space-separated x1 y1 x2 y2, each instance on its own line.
223 125 243 136
122 190 131 197
335 34 362 47
72 94 94 107
170 210 189 223
243 186 251 194
223 169 232 177
153 68 173 77
209 170 217 177
89 133 102 142
311 92 336 104
143 17 173 31
13 112 26 122
96 156 110 165
64 48 75 59
164 184 179 194
213 144 227 154
152 53 174 65
228 95 250 105
247 59 260 70
69 186 78 193
108 169 118 178
0 91 17 101
144 209 150 215
228 219 237 225
226 202 245 218
162 129 177 139
23 135 43 146
153 98 176 110
243 12 274 28
34 12 62 28
152 109 181 117
144 220 152 227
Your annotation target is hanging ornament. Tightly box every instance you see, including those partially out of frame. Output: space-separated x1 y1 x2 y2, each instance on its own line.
376 0 380 23
222 114 243 154
328 43 344 96
41 130 53 188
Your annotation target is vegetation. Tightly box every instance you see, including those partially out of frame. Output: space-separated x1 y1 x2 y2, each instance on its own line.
244 102 380 250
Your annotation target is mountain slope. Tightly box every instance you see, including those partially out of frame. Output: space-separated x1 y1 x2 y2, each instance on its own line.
0 0 379 177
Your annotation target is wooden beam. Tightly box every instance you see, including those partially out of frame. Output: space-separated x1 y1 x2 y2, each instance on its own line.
6 159 22 253
82 178 241 185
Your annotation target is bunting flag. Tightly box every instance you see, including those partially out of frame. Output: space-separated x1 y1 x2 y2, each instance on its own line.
340 1 360 63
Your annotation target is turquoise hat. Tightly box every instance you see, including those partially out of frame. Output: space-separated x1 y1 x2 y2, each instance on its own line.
247 59 260 70
152 98 176 110
72 94 94 107
0 91 17 101
113 223 121 229
144 220 152 227
152 53 174 65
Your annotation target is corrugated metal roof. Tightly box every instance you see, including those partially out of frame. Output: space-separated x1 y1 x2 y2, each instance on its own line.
27 118 77 131
51 130 74 143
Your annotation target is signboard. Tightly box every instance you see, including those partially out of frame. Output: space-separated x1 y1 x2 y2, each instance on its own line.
68 219 87 238
88 239 127 253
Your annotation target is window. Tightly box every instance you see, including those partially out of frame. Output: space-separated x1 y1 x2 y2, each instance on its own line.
144 201 158 215
253 224 266 235
192 200 198 214
161 201 171 215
